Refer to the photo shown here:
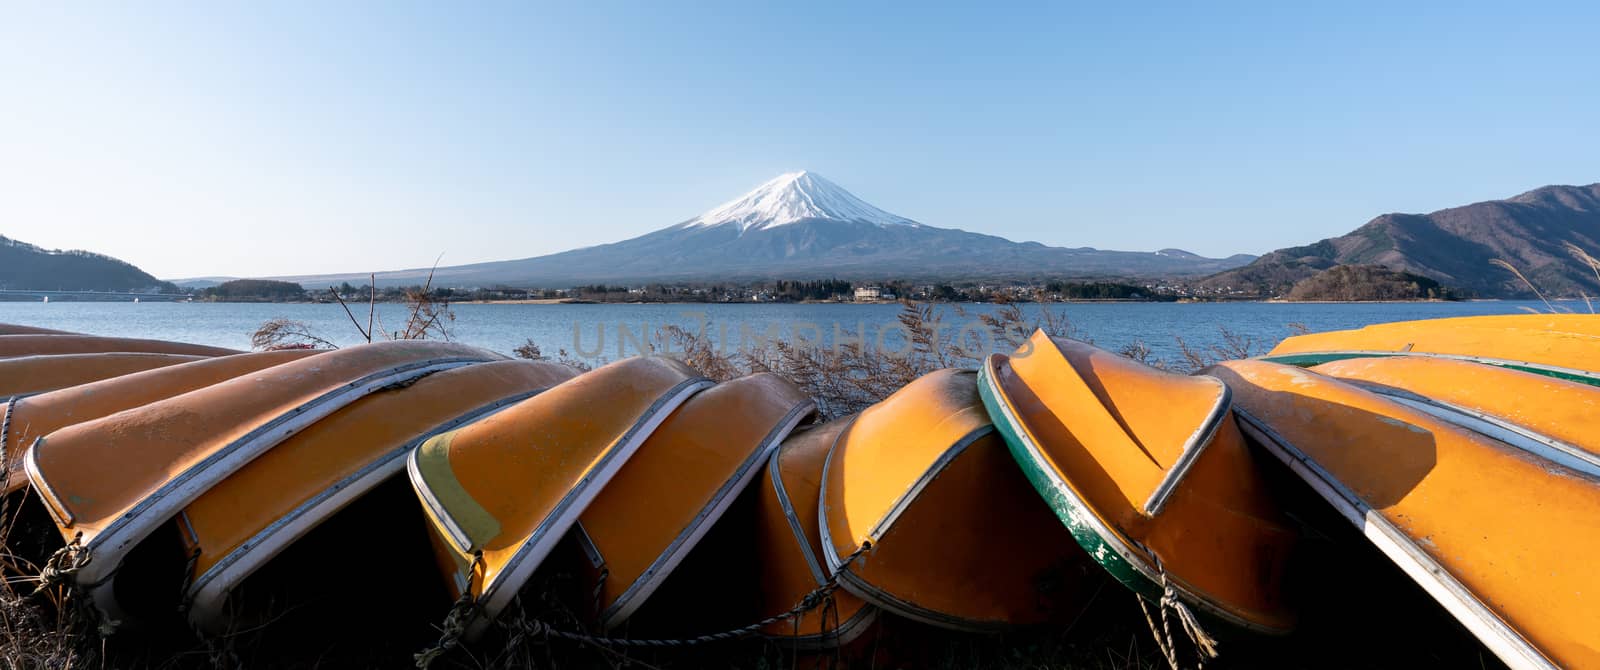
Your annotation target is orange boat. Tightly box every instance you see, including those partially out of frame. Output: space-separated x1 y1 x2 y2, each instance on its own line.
977 332 1296 633
0 324 74 335
1263 314 1600 384
820 368 1099 631
0 352 206 400
0 334 240 359
756 419 877 647
576 373 814 629
182 360 577 630
1 349 322 495
1310 355 1600 468
1211 359 1600 670
25 341 498 622
407 356 711 638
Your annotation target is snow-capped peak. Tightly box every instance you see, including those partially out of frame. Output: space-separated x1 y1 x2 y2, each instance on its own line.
683 171 922 232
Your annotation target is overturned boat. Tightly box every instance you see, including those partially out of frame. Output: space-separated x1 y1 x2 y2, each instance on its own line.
0 334 240 359
24 341 497 623
575 373 814 630
1 349 322 496
978 331 1296 634
756 418 878 647
1263 314 1600 383
1211 358 1600 670
407 355 711 638
0 352 206 400
0 323 74 335
821 368 1099 631
182 359 577 631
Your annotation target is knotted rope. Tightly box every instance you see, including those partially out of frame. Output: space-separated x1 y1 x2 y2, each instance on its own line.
416 541 872 667
1137 556 1219 670
32 531 90 598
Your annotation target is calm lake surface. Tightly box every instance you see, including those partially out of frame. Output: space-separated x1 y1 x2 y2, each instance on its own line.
0 300 1574 365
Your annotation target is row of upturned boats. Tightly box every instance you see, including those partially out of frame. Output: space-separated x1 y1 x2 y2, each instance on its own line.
0 314 1594 668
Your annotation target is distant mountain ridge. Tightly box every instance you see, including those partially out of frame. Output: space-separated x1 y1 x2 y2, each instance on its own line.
0 235 176 293
274 171 1254 288
1200 183 1600 297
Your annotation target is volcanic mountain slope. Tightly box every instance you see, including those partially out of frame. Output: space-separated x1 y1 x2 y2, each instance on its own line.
275 172 1253 288
0 235 176 293
1200 183 1600 298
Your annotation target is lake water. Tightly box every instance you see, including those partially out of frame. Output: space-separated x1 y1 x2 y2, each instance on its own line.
0 300 1575 366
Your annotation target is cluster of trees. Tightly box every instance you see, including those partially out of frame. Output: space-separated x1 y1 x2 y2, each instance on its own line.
1284 265 1464 301
768 279 853 301
199 279 307 301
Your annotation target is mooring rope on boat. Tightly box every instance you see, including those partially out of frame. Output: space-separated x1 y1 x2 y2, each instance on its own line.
415 541 873 667
32 531 90 598
1137 556 1219 670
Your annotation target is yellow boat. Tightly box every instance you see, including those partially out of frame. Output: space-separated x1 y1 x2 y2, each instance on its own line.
1 350 322 496
407 355 711 638
0 324 74 335
181 360 577 631
820 367 1100 631
24 341 498 622
1263 314 1600 384
575 373 814 630
0 352 206 399
1310 355 1600 466
0 334 239 359
976 331 1296 633
756 419 877 647
1211 359 1600 670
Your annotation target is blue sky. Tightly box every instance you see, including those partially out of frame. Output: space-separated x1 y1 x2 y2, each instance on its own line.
2 1 1596 278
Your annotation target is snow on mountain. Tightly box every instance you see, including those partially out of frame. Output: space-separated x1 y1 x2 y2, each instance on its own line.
683 171 922 232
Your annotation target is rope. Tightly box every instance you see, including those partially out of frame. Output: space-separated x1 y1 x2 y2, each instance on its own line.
1136 556 1219 670
31 531 90 598
0 397 15 534
416 541 873 667
415 551 486 668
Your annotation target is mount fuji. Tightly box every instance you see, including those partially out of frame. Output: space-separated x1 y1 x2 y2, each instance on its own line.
275 171 1253 287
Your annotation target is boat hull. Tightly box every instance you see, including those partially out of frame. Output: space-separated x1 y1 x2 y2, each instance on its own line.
24 341 498 624
756 419 877 647
1 350 322 495
978 332 1295 634
406 355 711 638
577 373 814 630
181 360 577 630
820 368 1097 631
1211 359 1600 670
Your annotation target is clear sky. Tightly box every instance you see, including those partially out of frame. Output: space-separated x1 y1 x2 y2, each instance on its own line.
3 2 1596 279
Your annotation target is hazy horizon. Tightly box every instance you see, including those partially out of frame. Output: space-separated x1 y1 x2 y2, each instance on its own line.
4 2 1597 278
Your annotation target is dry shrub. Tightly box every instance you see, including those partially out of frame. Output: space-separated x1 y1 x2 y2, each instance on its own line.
627 298 1078 419
251 318 339 351
510 339 595 373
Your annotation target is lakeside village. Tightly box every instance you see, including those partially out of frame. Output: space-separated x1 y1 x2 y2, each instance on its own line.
190 277 1253 304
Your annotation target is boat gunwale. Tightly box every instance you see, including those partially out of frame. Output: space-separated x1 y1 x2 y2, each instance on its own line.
1258 350 1600 387
767 424 837 586
1333 378 1600 481
763 602 880 648
446 375 715 639
1231 407 1558 670
599 396 816 629
976 354 1281 634
184 384 555 630
28 354 491 590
